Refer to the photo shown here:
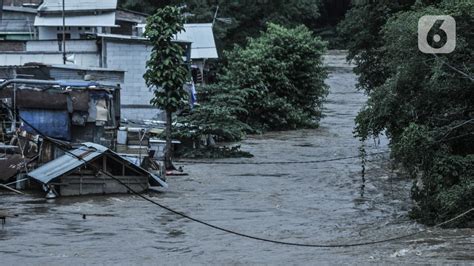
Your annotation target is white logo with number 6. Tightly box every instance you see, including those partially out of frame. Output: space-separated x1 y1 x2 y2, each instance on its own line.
418 15 456 54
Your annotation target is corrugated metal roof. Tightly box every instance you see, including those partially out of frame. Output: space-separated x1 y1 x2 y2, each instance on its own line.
38 0 117 12
28 142 168 188
28 142 106 184
0 19 34 33
34 12 117 27
2 6 38 14
176 23 218 59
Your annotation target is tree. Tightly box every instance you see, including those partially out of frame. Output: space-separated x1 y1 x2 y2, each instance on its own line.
121 0 324 51
340 0 473 226
338 0 425 91
171 23 328 158
144 6 189 170
175 84 251 143
220 23 328 131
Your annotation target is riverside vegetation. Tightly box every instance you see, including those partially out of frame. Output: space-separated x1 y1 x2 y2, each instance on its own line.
141 1 473 227
339 0 473 226
174 23 328 154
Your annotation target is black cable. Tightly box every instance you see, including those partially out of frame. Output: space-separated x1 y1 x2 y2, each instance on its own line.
2 101 472 248
175 151 390 165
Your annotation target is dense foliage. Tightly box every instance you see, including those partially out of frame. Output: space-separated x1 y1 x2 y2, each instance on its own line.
171 83 252 158
338 0 417 90
120 0 350 49
143 6 188 168
340 0 473 226
175 83 252 143
173 23 328 157
126 1 331 158
221 23 328 131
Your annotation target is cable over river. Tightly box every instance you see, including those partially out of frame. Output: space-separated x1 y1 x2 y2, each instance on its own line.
0 51 472 264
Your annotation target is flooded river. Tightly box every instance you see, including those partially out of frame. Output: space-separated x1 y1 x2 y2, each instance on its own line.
1 51 472 265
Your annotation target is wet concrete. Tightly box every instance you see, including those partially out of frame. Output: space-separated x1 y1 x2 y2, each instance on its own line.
0 50 473 265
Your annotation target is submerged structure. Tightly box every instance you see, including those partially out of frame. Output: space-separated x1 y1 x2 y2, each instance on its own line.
0 74 168 197
28 142 167 197
0 76 121 148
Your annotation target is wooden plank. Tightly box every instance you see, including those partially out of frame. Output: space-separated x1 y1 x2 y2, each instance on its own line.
59 175 148 195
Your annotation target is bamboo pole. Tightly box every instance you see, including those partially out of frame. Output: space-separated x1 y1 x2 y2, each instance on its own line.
0 184 25 195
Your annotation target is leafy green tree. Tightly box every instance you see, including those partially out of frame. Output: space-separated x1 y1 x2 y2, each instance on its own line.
338 0 418 90
172 23 328 158
119 0 169 13
121 0 324 50
176 84 251 143
220 23 328 130
213 0 322 50
341 0 473 225
144 6 189 169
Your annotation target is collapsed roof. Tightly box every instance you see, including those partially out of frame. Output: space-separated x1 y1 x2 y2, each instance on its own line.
28 142 167 188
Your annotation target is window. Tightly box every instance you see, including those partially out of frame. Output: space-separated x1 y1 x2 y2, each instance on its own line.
57 27 71 31
57 33 71 41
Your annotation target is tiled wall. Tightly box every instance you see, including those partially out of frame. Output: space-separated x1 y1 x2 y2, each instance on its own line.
106 41 163 120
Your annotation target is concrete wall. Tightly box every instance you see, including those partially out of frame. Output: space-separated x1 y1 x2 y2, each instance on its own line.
0 52 98 65
26 39 97 52
49 68 124 86
0 39 100 66
37 26 97 40
105 40 163 120
0 40 25 51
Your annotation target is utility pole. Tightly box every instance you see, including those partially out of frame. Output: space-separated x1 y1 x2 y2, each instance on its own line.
0 0 4 22
62 0 66 64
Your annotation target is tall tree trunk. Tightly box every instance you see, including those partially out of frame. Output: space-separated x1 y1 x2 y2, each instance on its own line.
164 110 174 170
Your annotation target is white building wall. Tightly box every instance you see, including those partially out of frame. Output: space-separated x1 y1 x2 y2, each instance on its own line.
0 39 100 66
27 40 98 53
105 41 163 120
0 38 162 120
0 53 99 66
38 26 94 40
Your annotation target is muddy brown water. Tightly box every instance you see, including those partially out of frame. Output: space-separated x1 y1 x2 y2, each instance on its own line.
1 51 473 265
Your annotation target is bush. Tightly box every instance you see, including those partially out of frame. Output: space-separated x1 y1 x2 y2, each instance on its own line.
174 23 328 158
174 84 252 143
221 23 328 131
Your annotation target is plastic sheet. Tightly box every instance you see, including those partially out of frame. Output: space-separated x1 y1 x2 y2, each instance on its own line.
20 109 71 140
